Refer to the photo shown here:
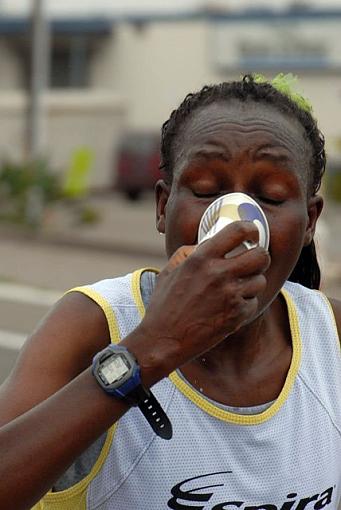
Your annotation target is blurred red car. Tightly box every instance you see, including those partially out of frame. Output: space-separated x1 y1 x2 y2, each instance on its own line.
114 132 162 200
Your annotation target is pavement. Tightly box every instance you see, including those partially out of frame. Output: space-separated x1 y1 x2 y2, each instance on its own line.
0 192 167 291
0 192 165 259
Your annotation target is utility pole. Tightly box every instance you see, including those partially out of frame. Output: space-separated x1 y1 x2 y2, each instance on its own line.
28 0 50 160
26 0 51 225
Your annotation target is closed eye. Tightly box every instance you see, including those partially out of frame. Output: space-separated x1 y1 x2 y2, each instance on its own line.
193 191 219 198
259 196 284 205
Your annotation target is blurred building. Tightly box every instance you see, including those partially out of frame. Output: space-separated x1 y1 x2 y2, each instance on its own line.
0 2 340 188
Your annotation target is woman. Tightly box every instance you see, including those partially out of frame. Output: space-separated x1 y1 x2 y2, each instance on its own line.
0 75 340 509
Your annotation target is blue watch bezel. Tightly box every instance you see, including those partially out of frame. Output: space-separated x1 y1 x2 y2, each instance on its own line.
93 344 173 440
92 344 141 400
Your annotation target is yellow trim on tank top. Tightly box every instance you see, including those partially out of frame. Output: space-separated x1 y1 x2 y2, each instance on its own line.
131 267 160 318
31 425 116 510
66 286 121 343
131 270 302 426
31 286 123 510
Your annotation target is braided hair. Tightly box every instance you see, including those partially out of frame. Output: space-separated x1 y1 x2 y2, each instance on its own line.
160 75 326 290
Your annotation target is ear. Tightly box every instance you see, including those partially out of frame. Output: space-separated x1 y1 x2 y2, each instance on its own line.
304 194 324 246
155 179 170 234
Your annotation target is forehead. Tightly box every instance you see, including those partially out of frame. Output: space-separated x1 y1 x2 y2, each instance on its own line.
172 100 311 182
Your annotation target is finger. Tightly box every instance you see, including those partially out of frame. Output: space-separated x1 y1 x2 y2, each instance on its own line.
239 297 259 326
208 247 270 279
239 274 267 299
224 296 259 334
227 247 271 278
197 221 260 259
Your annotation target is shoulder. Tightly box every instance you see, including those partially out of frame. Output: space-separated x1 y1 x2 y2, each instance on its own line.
9 271 138 386
74 270 150 304
20 290 112 380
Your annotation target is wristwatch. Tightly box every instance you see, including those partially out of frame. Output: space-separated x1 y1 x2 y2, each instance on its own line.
92 344 172 440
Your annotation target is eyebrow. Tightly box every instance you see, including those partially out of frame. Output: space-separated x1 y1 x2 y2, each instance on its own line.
190 143 296 167
252 145 292 164
191 148 231 163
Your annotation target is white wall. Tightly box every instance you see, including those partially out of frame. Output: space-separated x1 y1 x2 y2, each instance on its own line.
0 91 126 189
91 21 229 131
91 20 341 159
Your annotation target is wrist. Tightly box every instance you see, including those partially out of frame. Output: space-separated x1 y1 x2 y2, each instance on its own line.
92 342 173 439
120 323 180 388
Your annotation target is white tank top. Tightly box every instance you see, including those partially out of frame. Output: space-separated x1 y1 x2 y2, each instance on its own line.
34 269 341 510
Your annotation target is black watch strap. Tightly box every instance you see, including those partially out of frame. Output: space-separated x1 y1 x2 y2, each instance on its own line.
127 386 173 440
138 390 173 440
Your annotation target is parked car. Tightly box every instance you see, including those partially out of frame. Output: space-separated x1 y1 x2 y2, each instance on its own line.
114 132 162 201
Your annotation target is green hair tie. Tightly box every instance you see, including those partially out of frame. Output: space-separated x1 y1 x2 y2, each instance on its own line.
252 73 313 114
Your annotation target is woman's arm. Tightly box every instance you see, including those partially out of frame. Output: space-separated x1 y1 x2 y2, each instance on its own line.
0 366 129 510
0 292 111 426
0 221 268 510
0 292 124 510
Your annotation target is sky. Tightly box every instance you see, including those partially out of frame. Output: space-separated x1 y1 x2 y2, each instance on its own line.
2 0 341 18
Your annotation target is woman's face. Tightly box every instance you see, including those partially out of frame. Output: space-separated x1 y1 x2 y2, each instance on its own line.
156 100 323 310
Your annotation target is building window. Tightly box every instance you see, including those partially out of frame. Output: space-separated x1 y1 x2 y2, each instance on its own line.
50 35 90 88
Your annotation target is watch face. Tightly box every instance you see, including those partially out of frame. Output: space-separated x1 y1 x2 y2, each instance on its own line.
100 354 130 385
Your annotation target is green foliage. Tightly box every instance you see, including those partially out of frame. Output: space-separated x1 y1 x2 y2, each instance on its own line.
0 159 62 225
0 159 61 200
0 158 100 228
77 205 100 224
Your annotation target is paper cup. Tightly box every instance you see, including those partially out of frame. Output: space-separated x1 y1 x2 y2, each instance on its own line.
198 192 270 251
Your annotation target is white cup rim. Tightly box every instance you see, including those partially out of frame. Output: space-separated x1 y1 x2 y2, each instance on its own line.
197 192 270 250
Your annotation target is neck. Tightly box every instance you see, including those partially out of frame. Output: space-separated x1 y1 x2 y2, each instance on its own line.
199 296 288 370
200 313 267 372
180 293 293 406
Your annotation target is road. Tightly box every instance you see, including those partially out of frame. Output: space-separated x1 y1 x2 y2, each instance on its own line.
0 282 59 384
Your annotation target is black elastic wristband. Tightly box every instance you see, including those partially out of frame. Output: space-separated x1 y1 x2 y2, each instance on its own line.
137 390 173 440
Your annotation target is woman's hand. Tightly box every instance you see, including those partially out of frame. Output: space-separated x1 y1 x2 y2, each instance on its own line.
123 221 271 386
